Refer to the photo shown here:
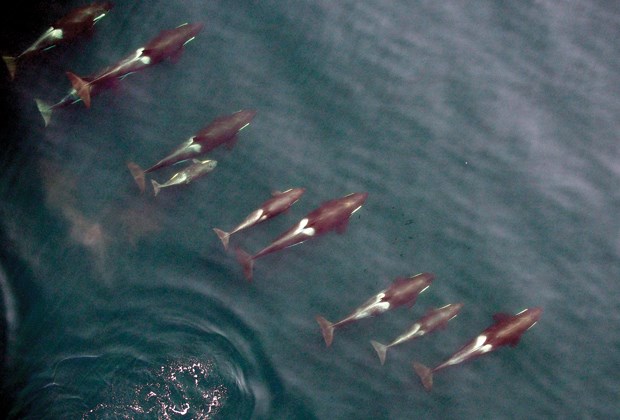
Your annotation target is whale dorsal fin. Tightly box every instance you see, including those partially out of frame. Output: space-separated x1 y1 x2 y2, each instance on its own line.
492 313 512 323
169 46 185 63
225 134 239 150
507 336 521 347
383 277 409 299
335 219 349 234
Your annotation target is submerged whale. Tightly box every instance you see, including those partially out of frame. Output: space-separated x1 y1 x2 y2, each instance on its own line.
235 192 368 281
316 272 435 347
67 22 203 107
35 22 202 125
3 1 113 80
213 188 305 250
151 159 217 196
142 109 257 174
413 307 542 391
127 109 256 193
370 303 463 365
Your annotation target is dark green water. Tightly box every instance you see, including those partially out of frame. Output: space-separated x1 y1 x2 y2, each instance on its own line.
1 1 619 418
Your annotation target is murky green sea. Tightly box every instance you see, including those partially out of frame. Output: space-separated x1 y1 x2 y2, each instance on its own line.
1 1 619 418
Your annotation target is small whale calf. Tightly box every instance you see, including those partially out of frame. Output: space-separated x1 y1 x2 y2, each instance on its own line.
213 188 305 250
235 192 368 281
370 303 463 365
412 307 542 391
128 109 256 188
151 159 217 196
316 272 434 347
127 109 256 193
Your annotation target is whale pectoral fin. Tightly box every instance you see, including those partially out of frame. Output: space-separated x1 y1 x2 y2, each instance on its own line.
335 219 349 234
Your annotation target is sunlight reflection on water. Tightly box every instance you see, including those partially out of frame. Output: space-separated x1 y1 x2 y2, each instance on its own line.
84 358 226 419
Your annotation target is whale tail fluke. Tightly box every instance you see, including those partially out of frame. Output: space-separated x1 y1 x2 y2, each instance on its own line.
66 71 92 108
151 179 162 196
3 56 17 80
213 228 231 251
413 362 434 392
127 162 146 194
316 316 335 347
370 340 388 365
35 99 53 126
235 248 254 281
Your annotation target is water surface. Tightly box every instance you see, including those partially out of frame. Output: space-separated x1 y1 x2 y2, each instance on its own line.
1 1 619 418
